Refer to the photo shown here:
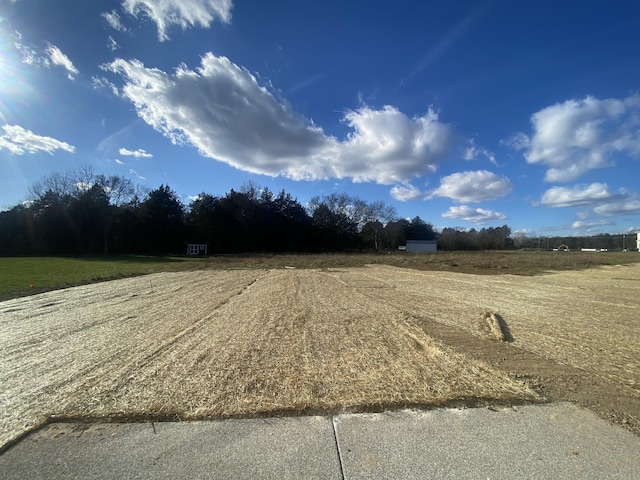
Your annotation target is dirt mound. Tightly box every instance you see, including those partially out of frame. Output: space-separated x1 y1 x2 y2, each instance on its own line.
476 311 513 342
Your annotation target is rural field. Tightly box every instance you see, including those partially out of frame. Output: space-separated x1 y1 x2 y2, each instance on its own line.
1 255 640 450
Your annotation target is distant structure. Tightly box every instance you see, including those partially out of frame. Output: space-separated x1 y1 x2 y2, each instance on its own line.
187 243 208 256
404 240 437 252
637 232 640 252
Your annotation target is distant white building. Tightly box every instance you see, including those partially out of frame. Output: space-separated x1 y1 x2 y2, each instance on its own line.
637 232 640 252
405 240 437 252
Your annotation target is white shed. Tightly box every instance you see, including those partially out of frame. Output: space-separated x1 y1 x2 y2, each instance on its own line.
405 240 437 252
187 243 208 256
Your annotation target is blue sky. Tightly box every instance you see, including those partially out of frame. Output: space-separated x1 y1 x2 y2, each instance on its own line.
1 0 639 236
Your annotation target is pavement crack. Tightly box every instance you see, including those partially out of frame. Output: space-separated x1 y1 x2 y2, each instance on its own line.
330 416 346 480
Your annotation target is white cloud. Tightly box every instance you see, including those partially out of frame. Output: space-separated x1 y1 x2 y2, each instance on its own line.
594 198 640 216
119 147 153 158
441 205 506 225
115 158 125 165
390 183 424 201
463 138 496 164
500 132 529 150
12 33 78 80
428 170 512 203
510 95 640 182
105 53 453 186
45 43 78 80
571 219 615 230
539 183 640 217
107 35 120 51
102 10 127 32
13 31 41 66
0 124 75 155
338 105 452 184
92 76 120 96
122 0 233 41
539 183 615 207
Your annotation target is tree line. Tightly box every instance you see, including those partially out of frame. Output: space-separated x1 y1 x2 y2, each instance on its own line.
1 168 539 256
0 168 436 256
513 233 633 251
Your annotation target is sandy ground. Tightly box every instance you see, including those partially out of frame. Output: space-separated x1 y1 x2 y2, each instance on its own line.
329 263 640 391
2 263 639 449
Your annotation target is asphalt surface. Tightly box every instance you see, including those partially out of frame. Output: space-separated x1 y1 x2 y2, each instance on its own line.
2 403 639 479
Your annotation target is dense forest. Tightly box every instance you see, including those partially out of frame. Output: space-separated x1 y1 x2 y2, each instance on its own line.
0 168 631 256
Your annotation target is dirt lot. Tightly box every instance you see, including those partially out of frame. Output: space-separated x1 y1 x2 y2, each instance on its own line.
1 263 639 449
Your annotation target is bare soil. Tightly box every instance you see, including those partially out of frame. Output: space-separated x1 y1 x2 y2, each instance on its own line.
1 263 639 450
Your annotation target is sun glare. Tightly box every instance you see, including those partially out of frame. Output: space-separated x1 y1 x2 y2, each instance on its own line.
0 22 34 123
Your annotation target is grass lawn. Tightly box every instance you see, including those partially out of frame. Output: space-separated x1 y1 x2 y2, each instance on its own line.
0 256 204 300
2 250 639 301
199 250 640 275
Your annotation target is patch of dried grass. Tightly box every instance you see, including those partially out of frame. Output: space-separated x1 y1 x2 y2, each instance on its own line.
0 269 538 448
341 264 640 394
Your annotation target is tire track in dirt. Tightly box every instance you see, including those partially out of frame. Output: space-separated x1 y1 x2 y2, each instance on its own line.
405 315 640 435
351 264 640 394
298 270 536 407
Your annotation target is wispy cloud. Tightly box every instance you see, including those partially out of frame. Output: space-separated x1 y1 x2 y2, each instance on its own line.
45 43 79 80
91 76 120 96
129 168 146 181
101 10 127 32
107 35 120 51
11 31 78 80
571 219 614 230
287 69 333 94
463 138 496 164
0 124 75 155
119 147 152 158
402 0 495 84
13 30 41 66
594 197 640 216
121 0 233 41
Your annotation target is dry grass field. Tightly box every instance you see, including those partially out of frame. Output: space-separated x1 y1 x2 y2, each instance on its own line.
1 259 640 449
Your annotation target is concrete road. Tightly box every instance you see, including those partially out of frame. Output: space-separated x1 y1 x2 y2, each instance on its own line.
2 403 639 479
